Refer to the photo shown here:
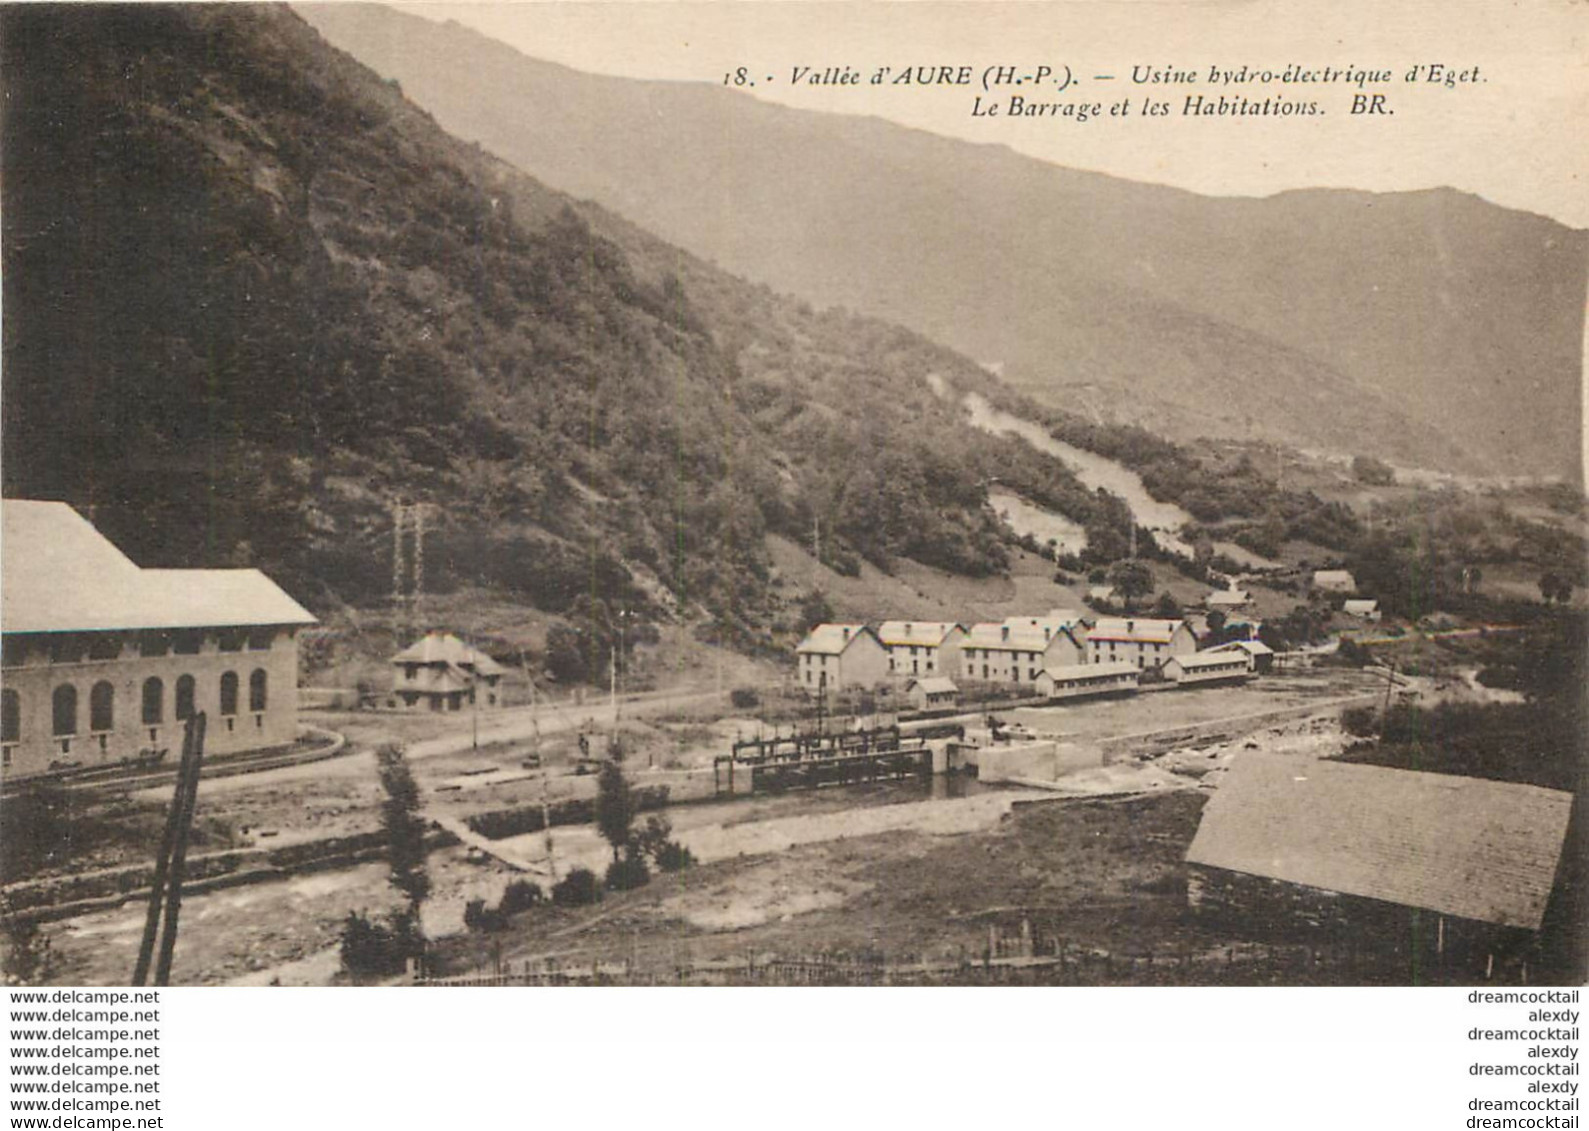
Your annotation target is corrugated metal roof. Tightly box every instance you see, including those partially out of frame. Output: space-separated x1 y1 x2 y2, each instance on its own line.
1186 753 1573 930
2 499 316 633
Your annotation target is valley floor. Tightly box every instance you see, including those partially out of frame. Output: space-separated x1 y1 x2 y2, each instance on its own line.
23 668 1428 987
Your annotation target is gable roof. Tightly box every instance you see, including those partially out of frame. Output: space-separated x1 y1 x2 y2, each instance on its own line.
904 676 958 695
391 631 505 675
1313 569 1357 589
1343 599 1380 614
1040 660 1139 681
795 623 877 655
964 622 1081 653
1208 639 1274 657
1207 589 1251 606
2 499 316 634
876 621 962 647
1186 753 1573 930
1167 652 1250 671
1088 617 1188 645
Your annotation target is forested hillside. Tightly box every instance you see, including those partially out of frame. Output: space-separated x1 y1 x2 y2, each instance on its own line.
303 3 1588 483
0 4 1119 653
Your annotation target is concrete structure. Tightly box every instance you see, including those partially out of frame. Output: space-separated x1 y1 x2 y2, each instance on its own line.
876 620 967 680
967 739 1105 783
1186 753 1573 934
1085 617 1196 670
795 624 889 693
961 620 1086 686
1035 661 1139 701
1312 569 1358 595
1 500 315 779
1206 639 1275 674
391 632 506 712
1163 651 1252 686
1342 599 1382 621
903 676 958 711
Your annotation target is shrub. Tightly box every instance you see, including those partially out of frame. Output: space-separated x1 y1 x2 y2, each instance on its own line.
551 867 602 907
498 879 543 915
604 850 651 892
654 841 696 873
730 687 760 710
1341 706 1380 738
339 910 414 977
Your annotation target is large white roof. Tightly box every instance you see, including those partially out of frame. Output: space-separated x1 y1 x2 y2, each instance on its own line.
2 499 315 634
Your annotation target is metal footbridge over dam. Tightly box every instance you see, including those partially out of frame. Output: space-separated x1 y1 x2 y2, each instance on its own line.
713 724 954 796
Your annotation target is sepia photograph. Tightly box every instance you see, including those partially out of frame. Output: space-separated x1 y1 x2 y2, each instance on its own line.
1 0 1585 996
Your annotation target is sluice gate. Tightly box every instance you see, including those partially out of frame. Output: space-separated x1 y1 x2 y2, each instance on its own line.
713 726 932 796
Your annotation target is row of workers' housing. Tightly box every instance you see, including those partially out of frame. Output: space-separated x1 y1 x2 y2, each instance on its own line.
2 500 316 780
795 609 1204 694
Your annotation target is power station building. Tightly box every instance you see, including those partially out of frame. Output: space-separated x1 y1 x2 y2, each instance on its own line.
1 500 316 779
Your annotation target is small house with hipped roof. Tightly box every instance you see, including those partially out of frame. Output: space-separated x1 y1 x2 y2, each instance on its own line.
391 631 506 712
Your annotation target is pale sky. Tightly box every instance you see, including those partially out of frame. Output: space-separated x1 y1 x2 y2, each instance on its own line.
388 0 1589 228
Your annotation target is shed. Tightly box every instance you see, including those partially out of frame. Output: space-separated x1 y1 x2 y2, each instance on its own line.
1343 599 1381 620
1186 753 1573 933
904 676 958 711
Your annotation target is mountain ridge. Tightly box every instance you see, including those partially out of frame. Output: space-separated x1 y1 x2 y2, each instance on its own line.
300 2 1587 483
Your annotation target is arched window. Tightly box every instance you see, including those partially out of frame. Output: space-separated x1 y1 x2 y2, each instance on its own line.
52 684 77 737
249 669 268 712
175 674 196 720
2 690 19 743
219 672 239 716
142 677 164 725
90 681 114 732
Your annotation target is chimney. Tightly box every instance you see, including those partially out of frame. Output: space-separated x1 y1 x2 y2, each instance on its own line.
841 627 851 642
1001 626 1010 642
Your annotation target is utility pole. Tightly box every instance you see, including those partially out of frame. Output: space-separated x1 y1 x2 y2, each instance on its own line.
133 712 206 986
518 650 556 883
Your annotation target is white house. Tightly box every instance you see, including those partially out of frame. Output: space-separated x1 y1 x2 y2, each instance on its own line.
1 500 315 779
1313 570 1358 595
876 621 967 680
795 624 890 693
1343 599 1382 621
391 631 506 712
1207 588 1251 610
1086 617 1197 670
961 621 1086 686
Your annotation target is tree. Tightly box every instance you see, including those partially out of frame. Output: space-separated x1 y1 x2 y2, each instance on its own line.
1108 560 1154 612
594 757 637 863
798 589 834 632
1152 591 1181 619
375 744 429 947
1539 571 1573 604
